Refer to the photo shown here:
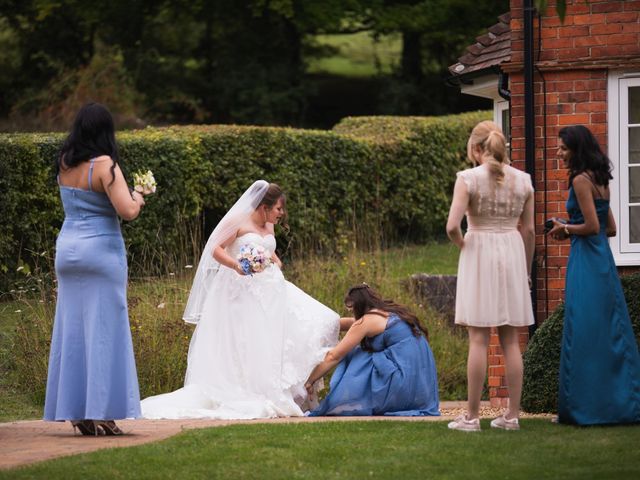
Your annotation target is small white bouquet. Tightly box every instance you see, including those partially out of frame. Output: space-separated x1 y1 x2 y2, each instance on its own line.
133 170 157 195
237 244 272 275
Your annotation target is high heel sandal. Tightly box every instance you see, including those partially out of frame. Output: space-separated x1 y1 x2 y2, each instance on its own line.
95 420 124 436
71 420 104 436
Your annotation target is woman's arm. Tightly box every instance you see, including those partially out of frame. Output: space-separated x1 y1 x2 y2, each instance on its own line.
212 233 246 275
271 252 283 269
304 315 384 393
97 157 144 221
518 191 535 276
606 207 617 237
446 177 469 249
340 317 355 331
548 175 600 239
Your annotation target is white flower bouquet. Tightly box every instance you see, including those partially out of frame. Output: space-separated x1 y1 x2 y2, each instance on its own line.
133 170 157 195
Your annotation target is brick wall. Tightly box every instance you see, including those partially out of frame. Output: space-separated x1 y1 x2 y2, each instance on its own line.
487 0 640 406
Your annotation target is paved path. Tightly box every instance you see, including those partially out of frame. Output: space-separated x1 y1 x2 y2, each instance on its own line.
0 402 550 470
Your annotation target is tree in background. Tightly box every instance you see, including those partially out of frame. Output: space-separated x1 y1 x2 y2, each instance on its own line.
367 0 508 115
0 0 507 129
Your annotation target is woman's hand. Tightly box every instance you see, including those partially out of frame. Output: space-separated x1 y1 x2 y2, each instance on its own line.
304 381 315 395
547 219 569 241
131 190 146 207
234 263 247 276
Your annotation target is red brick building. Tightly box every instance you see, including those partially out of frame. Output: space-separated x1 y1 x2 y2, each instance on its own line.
449 0 640 406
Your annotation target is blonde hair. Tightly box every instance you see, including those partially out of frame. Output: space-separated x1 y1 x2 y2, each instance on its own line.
467 120 510 184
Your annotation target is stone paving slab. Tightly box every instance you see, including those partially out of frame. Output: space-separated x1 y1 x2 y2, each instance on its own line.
0 402 551 470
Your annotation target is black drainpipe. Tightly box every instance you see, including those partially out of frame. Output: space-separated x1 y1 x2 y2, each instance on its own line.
524 0 538 335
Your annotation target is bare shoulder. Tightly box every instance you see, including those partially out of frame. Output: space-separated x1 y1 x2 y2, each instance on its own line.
92 155 117 171
572 174 591 189
360 311 389 325
359 312 389 336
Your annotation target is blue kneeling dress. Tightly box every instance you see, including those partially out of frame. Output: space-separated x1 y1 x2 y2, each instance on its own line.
309 314 440 416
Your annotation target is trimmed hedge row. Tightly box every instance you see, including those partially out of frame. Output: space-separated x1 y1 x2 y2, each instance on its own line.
522 272 640 413
0 111 490 290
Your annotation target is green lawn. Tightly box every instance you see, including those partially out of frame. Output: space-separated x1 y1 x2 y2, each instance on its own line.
380 242 459 278
307 31 401 77
3 420 640 479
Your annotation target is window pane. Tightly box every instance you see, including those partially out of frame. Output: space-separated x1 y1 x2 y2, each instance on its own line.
631 87 640 124
631 167 640 203
630 206 640 244
501 108 510 141
630 127 640 165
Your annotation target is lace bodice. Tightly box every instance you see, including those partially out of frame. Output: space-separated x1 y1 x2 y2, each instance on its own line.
457 165 533 231
227 232 277 258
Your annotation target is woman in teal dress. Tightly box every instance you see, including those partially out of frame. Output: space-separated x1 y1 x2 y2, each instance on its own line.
548 125 640 425
305 284 439 416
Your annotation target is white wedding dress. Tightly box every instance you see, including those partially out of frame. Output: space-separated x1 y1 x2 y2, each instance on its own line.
141 232 340 419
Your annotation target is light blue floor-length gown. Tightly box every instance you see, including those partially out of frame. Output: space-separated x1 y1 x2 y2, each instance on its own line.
309 314 440 416
44 159 141 421
559 186 640 425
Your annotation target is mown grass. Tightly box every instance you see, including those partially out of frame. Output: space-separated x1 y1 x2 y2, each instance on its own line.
0 242 464 422
307 31 401 77
3 420 640 479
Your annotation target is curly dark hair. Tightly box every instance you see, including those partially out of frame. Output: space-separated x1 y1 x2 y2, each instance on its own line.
344 284 429 351
558 125 613 187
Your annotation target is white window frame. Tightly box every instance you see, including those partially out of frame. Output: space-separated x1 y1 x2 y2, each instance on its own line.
608 71 640 265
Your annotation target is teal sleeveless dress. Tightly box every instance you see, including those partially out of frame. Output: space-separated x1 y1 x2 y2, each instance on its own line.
558 186 640 425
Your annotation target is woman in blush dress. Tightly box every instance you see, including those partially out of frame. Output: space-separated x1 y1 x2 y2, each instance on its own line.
305 284 439 417
547 125 640 425
44 103 146 436
141 181 340 419
446 121 535 432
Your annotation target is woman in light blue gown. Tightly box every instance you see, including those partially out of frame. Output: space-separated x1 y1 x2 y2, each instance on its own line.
548 125 640 425
306 284 439 416
44 103 146 435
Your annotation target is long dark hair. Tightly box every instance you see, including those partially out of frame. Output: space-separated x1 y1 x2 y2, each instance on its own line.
57 102 119 185
558 125 612 187
345 284 429 351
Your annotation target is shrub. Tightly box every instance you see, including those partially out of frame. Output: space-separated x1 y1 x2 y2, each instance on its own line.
0 111 490 291
522 272 640 413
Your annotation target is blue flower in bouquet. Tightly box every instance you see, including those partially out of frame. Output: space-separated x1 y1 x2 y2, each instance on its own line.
239 257 252 275
237 243 272 276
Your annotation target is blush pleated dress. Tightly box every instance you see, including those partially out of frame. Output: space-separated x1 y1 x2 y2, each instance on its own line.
454 165 534 328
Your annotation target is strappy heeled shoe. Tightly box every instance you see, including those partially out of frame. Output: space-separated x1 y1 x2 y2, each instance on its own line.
95 420 124 436
71 420 104 436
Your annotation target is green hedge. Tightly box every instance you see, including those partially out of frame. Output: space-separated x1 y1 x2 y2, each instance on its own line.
522 272 640 413
0 111 490 290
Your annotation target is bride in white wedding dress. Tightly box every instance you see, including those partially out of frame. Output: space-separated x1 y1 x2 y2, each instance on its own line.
141 180 340 419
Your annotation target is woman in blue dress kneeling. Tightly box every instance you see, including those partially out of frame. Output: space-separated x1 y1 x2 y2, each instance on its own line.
305 284 439 416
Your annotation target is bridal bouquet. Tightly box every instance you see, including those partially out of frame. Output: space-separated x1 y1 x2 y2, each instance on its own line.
133 169 157 195
237 244 272 275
